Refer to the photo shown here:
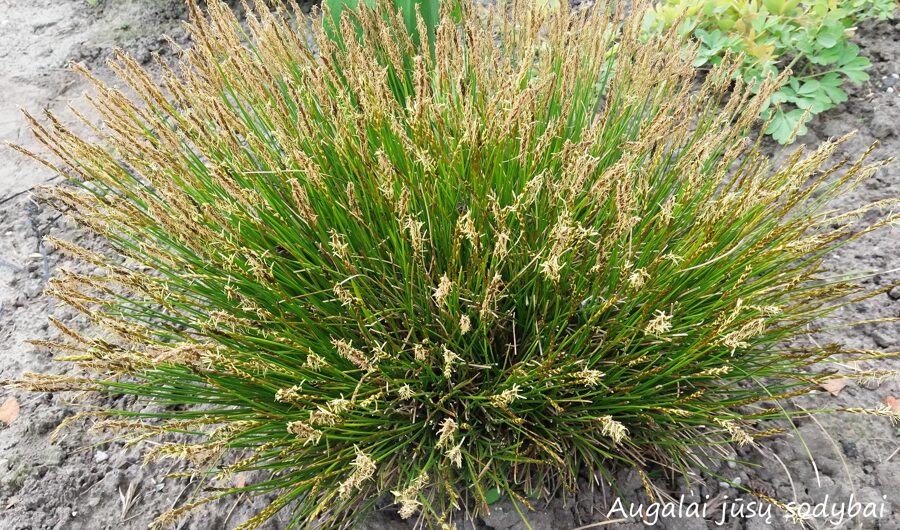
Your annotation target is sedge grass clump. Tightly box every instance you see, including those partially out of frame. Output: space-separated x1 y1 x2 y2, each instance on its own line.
8 0 900 528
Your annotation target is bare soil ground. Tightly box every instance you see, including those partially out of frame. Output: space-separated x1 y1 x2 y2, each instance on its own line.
0 2 898 529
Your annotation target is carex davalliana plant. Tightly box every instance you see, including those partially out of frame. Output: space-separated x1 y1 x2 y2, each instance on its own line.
8 0 900 527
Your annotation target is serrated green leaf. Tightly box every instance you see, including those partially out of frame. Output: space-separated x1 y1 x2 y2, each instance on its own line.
751 15 768 33
843 62 870 83
845 56 871 70
815 23 843 48
816 33 838 48
805 90 835 113
797 79 821 95
766 107 809 144
810 45 843 65
766 109 792 144
763 0 784 14
770 90 790 104
844 70 869 83
837 43 862 65
821 84 848 105
819 72 843 87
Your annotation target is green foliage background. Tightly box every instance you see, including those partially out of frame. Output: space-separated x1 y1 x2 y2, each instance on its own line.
645 0 897 143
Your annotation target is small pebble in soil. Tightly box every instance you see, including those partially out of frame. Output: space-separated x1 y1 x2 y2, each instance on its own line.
840 440 859 458
871 331 893 349
43 445 65 467
94 450 108 463
883 73 899 89
871 112 896 138
718 477 741 488
24 285 42 299
889 285 900 300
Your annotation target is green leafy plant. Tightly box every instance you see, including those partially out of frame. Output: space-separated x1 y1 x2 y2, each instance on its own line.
324 0 441 47
8 0 900 528
644 0 897 143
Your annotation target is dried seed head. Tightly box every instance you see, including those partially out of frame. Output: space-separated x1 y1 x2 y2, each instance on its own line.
372 341 391 361
480 273 504 321
657 407 693 417
331 337 372 371
433 274 452 307
403 215 426 255
358 391 384 409
573 369 604 387
628 268 649 289
329 230 349 261
445 442 463 468
645 310 672 335
457 211 478 247
6 373 99 392
338 447 376 498
413 343 427 362
328 398 352 413
345 181 362 220
395 492 421 519
435 417 458 449
598 415 629 444
495 230 511 262
442 344 461 379
663 252 683 264
719 318 766 353
392 471 428 519
540 254 563 284
489 384 523 408
397 384 415 400
839 405 900 424
696 366 733 377
714 418 755 447
309 408 340 426
304 353 327 371
286 421 322 445
333 283 357 307
153 343 217 367
143 442 224 467
459 314 471 335
275 385 303 403
288 178 318 227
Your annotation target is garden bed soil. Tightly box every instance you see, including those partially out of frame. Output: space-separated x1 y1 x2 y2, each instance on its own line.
1 1 898 529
